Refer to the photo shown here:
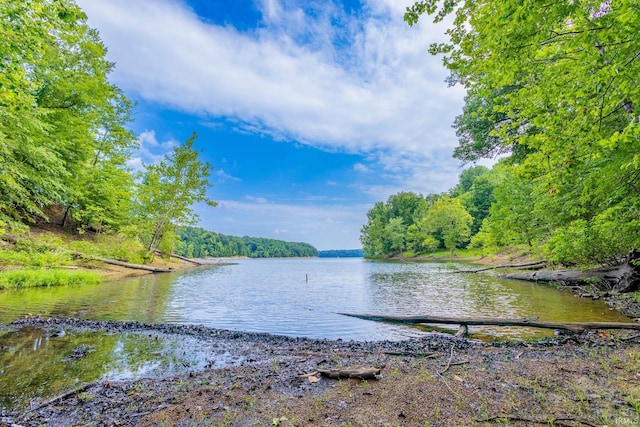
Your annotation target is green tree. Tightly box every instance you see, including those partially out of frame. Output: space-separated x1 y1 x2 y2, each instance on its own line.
387 192 429 226
136 133 216 256
452 167 498 236
0 0 136 229
421 196 472 253
406 0 640 264
383 217 407 256
360 202 390 257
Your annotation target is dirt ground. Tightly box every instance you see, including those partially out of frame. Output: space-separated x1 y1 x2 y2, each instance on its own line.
2 317 640 427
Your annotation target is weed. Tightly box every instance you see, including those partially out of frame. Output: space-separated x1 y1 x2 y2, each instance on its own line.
77 392 94 403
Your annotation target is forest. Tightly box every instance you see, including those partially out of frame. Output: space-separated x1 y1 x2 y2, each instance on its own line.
176 227 317 258
361 0 639 266
0 0 218 262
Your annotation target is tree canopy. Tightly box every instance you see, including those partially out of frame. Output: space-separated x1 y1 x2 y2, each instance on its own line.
0 0 219 261
177 227 318 258
0 0 136 230
401 0 640 265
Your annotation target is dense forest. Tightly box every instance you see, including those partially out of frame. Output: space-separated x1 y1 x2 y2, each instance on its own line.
0 0 216 260
361 1 639 266
318 249 364 258
176 227 317 258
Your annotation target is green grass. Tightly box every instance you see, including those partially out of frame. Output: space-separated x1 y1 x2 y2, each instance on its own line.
0 269 101 289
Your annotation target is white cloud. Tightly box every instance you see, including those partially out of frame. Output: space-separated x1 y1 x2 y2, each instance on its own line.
353 163 370 173
245 195 268 203
215 169 240 182
77 0 465 192
126 130 179 172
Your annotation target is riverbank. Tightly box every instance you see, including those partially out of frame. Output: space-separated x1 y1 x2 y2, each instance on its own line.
1 317 639 426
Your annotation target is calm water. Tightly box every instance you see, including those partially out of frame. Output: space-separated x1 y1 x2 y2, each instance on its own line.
0 258 631 410
0 258 629 340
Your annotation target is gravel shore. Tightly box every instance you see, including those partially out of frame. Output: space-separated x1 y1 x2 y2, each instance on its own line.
2 317 640 426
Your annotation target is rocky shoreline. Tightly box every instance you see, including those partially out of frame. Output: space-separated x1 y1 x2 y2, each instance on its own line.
2 317 640 426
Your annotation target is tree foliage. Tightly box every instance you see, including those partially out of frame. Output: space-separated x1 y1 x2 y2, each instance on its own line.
1 1 221 261
420 196 472 253
0 0 136 229
360 182 483 257
406 0 640 265
177 227 318 258
136 133 216 256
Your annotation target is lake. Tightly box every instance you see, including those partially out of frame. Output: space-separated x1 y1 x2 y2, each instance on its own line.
0 257 629 341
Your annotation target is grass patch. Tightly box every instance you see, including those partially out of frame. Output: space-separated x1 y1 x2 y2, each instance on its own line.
0 269 101 289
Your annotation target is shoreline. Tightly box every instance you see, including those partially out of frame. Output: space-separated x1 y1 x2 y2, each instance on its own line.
2 317 639 426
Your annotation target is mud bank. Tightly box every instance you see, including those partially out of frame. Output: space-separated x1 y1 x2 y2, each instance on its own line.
2 317 640 426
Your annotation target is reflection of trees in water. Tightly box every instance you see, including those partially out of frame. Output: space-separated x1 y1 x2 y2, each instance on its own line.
0 326 210 411
364 263 627 340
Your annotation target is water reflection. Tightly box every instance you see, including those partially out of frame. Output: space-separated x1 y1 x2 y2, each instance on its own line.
0 326 238 411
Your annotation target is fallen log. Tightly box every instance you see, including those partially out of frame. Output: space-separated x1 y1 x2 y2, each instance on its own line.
454 260 547 274
71 252 173 273
339 313 640 333
154 250 202 265
93 257 174 273
316 367 382 380
500 250 640 293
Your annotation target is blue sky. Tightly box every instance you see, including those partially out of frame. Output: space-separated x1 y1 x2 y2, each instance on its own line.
76 0 467 250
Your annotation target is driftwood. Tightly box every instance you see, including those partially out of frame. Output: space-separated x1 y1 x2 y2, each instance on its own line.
316 367 382 380
71 252 173 273
454 260 547 274
92 256 173 273
154 250 202 265
27 382 95 412
500 250 640 293
339 313 640 333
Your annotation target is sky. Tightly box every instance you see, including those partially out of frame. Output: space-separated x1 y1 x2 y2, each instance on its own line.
76 0 467 251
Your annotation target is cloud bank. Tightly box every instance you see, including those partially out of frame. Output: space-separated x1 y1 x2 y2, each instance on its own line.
78 0 465 195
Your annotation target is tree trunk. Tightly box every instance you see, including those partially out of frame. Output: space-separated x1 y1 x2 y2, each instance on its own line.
339 313 640 333
454 260 547 274
71 252 173 272
91 257 173 272
500 250 640 293
153 249 202 265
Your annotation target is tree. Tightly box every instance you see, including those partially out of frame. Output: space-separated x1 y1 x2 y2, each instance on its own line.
406 0 640 264
0 0 136 229
383 218 407 256
452 167 498 236
136 133 217 256
420 196 472 253
360 202 390 257
387 192 429 226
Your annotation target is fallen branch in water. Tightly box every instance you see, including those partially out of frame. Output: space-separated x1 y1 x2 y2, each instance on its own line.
339 313 640 333
453 260 547 274
154 250 202 265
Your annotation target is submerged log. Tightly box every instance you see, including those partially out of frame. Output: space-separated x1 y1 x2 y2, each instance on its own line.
339 313 640 333
500 250 640 293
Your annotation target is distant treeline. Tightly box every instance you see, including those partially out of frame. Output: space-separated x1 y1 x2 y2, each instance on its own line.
318 249 364 258
176 226 317 258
